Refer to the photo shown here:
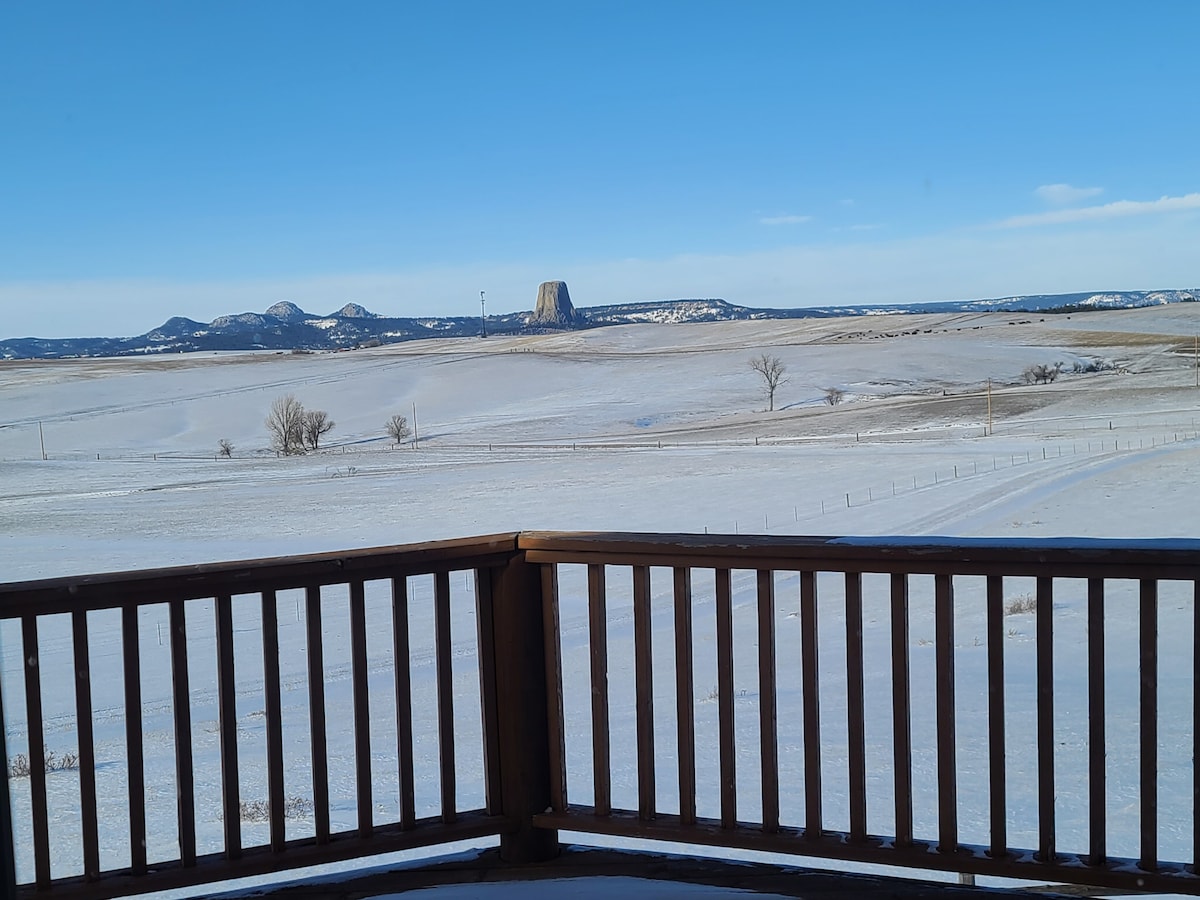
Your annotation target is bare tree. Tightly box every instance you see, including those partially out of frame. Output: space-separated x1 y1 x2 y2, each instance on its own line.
265 394 305 455
1023 363 1060 385
749 353 788 411
217 438 233 458
301 409 335 450
385 414 411 445
823 386 845 406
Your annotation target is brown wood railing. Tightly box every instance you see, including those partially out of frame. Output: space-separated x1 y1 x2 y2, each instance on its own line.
4 532 1200 896
0 534 555 899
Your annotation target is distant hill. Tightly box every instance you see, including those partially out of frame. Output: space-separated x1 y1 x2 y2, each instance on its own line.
2 290 1196 360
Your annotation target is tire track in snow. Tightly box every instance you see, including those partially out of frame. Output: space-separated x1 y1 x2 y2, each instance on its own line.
895 440 1198 535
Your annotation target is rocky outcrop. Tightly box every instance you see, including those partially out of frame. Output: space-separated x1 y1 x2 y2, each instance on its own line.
265 301 307 321
334 303 375 318
529 281 583 327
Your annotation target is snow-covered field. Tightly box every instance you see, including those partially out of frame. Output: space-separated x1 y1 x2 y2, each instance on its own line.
3 307 1200 894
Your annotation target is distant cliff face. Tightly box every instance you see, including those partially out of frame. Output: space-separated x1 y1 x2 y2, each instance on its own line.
529 281 583 327
2 289 1196 360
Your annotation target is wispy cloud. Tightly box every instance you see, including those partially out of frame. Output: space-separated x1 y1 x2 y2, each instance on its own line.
995 192 1200 228
759 214 812 226
1034 183 1103 206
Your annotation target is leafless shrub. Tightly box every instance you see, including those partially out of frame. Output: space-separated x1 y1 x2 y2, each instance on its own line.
1005 593 1037 615
1072 357 1114 373
7 748 80 778
217 438 233 458
223 796 314 823
1023 363 1062 384
7 754 31 778
824 386 845 406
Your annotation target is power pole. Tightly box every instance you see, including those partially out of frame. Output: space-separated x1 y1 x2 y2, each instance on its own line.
986 379 993 436
38 420 47 460
480 291 487 338
412 402 419 449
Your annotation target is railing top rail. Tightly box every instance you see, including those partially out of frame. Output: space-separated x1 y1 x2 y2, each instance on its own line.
0 532 520 616
8 529 1200 616
517 531 1200 579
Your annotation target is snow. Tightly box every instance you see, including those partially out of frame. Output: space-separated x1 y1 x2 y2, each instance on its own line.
3 307 1200 896
375 876 790 899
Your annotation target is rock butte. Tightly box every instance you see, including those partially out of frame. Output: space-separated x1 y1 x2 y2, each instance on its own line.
529 281 583 328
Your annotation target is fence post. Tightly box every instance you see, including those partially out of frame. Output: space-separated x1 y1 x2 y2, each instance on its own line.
0 662 15 900
483 548 560 864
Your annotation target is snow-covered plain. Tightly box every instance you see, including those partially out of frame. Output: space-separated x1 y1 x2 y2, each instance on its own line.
4 307 1200 895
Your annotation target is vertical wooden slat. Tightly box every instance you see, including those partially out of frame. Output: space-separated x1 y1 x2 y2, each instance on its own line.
845 572 866 842
392 577 416 827
71 610 100 879
587 564 611 815
891 572 913 848
168 600 197 866
1194 581 1200 875
21 616 50 889
800 570 823 837
121 606 147 875
1087 578 1105 866
215 594 241 860
1035 576 1055 863
715 568 736 828
434 570 457 823
542 563 568 811
757 570 779 833
934 573 957 854
304 585 331 843
0 652 15 900
474 569 503 817
349 579 373 836
260 591 286 853
1139 578 1158 870
633 565 656 820
674 567 696 826
986 575 1007 859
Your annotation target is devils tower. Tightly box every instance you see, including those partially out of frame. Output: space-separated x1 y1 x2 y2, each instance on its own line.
528 281 583 328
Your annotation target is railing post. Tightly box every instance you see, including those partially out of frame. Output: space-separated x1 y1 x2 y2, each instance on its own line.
484 550 560 863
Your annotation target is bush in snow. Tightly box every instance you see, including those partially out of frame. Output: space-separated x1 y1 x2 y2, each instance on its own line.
7 748 80 778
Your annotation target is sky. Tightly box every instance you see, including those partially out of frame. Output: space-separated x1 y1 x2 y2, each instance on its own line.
2 1 1199 338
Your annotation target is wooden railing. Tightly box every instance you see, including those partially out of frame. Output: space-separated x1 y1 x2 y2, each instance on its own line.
4 532 1200 896
0 534 555 899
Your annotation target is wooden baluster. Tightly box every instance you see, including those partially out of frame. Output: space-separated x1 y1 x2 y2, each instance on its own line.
587 564 611 815
674 567 696 826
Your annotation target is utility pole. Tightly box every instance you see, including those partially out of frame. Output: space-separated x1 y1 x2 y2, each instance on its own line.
986 379 993 436
480 291 487 338
38 420 47 460
412 402 419 449
1194 335 1197 388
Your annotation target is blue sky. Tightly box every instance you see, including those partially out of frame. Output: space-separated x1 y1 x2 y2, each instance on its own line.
2 1 1199 338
